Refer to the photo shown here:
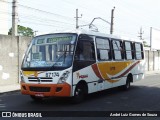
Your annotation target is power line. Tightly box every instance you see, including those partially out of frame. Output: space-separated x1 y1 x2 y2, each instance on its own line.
0 11 12 15
19 14 75 26
18 4 74 21
0 0 12 4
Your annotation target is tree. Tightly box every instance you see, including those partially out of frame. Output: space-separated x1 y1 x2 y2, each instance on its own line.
8 25 34 37
143 41 149 47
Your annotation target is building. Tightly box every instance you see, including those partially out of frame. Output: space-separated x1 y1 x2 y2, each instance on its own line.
0 0 9 35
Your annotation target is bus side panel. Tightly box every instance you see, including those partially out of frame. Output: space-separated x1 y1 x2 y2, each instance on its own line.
72 60 145 96
72 63 113 96
132 60 145 82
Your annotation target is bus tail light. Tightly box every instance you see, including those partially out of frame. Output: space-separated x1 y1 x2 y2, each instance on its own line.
58 71 70 84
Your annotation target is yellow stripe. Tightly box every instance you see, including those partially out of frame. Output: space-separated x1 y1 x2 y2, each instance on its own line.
97 61 133 83
23 71 35 76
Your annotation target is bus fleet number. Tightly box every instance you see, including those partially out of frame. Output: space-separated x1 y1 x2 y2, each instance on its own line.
46 72 59 77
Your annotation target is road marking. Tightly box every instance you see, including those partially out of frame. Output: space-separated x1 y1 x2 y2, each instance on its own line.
0 104 6 108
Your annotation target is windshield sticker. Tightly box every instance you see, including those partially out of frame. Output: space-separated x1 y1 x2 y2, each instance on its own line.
30 61 47 67
32 53 42 60
30 61 63 67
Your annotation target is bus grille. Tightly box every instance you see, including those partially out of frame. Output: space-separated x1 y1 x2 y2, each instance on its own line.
29 86 51 92
28 77 52 83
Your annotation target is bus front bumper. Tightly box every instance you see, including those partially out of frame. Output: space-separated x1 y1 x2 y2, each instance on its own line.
21 83 71 97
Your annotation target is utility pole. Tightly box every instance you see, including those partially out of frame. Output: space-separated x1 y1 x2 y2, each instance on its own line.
12 0 18 37
110 7 115 34
74 9 82 29
138 27 144 40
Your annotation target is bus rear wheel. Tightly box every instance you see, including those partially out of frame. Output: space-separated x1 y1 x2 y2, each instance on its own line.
122 76 131 90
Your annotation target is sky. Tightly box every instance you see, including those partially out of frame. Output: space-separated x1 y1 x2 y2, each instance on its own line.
5 0 160 44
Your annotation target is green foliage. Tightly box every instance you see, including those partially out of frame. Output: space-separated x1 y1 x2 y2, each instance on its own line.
143 41 149 47
8 25 34 37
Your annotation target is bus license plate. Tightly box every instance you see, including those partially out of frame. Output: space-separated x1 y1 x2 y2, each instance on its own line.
35 93 44 97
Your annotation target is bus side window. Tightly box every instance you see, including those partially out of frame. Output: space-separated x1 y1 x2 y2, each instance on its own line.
124 41 134 60
96 38 111 60
112 39 123 60
134 42 144 60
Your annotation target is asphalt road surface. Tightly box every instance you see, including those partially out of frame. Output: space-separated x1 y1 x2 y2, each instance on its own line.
0 73 160 120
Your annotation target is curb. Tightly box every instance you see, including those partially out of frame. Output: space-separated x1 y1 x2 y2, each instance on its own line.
0 84 20 95
0 90 20 95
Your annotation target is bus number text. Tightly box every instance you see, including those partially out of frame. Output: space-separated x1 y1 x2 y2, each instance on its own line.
46 72 59 77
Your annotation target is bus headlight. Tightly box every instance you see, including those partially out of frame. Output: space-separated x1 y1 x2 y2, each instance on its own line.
20 71 25 83
58 71 70 84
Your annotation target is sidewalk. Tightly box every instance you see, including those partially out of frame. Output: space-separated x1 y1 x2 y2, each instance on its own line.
0 83 20 94
0 70 160 94
145 70 160 76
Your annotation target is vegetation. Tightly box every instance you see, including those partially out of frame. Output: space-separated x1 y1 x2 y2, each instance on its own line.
8 25 34 37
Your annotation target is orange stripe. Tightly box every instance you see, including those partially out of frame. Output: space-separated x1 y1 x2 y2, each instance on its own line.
91 64 103 79
21 83 71 97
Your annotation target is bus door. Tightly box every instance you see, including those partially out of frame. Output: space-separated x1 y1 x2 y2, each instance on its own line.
73 34 96 72
73 34 97 92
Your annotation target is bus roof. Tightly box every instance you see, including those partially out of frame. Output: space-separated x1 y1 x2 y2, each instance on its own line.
35 29 142 43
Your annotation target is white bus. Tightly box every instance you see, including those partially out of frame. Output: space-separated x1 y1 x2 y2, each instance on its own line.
21 30 145 103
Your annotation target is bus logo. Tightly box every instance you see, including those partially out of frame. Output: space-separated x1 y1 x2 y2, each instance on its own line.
34 71 38 77
76 72 88 79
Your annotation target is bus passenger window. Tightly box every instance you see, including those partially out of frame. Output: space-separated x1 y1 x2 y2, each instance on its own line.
96 38 111 60
134 43 144 60
112 39 123 60
124 41 133 60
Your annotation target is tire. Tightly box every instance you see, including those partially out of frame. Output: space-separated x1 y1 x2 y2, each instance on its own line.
72 84 87 104
30 95 43 102
122 76 131 90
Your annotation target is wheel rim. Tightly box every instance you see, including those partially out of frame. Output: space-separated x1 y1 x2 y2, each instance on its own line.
126 80 130 89
75 88 82 96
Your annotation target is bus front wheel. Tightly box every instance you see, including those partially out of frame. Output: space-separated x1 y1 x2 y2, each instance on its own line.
72 83 88 103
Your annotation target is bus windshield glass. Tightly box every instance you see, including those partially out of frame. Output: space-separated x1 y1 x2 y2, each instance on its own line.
22 33 77 70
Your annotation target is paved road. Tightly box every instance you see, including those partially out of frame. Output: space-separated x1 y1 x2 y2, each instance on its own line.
0 73 160 120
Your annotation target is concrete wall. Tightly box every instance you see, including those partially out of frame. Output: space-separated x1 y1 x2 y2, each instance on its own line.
145 50 160 71
0 35 31 86
0 34 160 86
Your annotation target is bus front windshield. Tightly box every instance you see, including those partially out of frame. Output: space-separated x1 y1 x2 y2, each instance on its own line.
22 33 77 70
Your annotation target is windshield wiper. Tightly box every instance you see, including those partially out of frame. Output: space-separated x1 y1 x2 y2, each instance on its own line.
49 46 67 70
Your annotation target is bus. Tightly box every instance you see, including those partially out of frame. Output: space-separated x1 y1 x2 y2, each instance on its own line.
20 30 145 103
